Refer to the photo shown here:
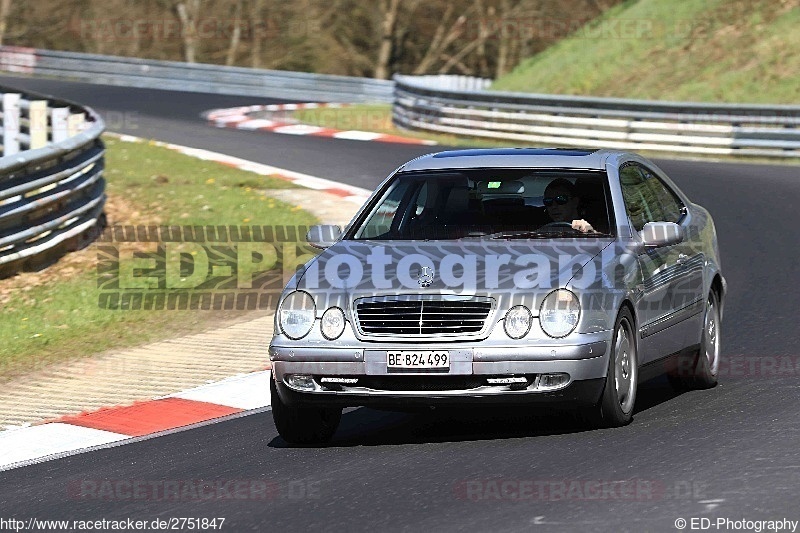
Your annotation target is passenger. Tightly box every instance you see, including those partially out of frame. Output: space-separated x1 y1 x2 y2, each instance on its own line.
542 178 595 233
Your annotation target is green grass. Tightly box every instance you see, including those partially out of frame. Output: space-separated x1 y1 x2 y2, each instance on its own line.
0 136 317 379
104 137 311 226
491 0 800 104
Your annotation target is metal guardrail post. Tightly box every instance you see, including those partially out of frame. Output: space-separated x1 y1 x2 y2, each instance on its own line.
2 92 20 156
28 100 49 149
51 107 70 143
67 113 85 137
0 84 106 277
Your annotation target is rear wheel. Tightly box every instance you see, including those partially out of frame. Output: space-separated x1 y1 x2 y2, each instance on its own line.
670 291 720 390
271 377 341 445
581 307 638 428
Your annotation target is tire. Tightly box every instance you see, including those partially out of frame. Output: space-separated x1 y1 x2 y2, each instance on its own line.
270 377 342 445
669 291 720 390
582 307 638 428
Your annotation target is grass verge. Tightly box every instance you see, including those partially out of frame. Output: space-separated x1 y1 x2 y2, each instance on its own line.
491 0 799 104
293 104 507 148
0 135 317 379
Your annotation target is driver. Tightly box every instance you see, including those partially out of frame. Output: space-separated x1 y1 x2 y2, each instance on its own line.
542 178 595 233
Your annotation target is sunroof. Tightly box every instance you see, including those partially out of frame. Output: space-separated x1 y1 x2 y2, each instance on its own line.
432 148 597 158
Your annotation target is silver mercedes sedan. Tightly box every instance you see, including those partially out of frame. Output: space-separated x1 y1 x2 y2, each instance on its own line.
269 148 725 444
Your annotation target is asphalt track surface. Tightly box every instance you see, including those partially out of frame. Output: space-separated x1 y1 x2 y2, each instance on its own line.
1 75 799 532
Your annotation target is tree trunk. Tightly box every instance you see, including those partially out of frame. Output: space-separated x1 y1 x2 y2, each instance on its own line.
413 4 471 74
225 0 242 66
0 0 12 46
175 0 201 63
250 0 265 68
374 0 400 79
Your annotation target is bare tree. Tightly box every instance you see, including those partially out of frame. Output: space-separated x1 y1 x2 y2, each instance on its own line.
225 0 242 66
175 0 201 63
0 0 12 46
1 0 622 78
373 0 400 79
413 3 472 74
249 0 265 68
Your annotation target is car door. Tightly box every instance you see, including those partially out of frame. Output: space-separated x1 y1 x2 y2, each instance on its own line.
639 165 705 319
618 163 699 364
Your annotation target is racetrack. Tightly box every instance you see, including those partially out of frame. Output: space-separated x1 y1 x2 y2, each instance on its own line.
1 75 799 532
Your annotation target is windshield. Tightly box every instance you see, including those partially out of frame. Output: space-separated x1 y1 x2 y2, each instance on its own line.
350 169 613 240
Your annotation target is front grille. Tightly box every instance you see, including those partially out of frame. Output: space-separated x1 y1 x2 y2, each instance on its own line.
355 297 493 336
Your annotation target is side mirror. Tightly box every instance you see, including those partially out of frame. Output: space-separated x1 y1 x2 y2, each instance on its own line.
306 224 342 249
640 222 683 247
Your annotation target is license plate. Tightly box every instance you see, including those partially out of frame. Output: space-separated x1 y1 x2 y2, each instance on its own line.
387 351 449 371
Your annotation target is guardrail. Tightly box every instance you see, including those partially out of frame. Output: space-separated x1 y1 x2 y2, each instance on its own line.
2 47 797 159
0 46 394 104
394 75 800 158
0 84 105 276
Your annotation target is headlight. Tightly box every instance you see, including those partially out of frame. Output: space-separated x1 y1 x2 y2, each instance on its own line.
504 305 532 339
539 289 581 338
321 307 346 340
279 291 316 339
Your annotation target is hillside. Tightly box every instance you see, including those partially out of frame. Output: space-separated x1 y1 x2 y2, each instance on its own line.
491 0 799 104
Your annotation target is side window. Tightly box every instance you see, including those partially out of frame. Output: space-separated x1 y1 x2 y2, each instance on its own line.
619 165 651 231
639 166 684 224
619 164 684 231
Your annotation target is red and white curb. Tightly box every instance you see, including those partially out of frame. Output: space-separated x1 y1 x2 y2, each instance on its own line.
0 133 373 471
0 371 271 471
205 102 437 146
110 132 372 204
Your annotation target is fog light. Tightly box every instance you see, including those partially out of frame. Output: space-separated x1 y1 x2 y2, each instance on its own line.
537 373 570 391
285 374 316 391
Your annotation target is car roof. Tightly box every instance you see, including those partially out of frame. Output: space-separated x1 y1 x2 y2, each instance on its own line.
400 148 624 172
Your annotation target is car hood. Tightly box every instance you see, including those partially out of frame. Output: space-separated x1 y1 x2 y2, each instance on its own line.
294 239 615 310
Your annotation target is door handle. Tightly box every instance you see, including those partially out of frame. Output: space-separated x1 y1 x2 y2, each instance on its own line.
676 253 689 265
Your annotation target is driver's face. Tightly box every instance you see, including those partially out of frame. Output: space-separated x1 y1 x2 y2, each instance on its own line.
544 187 579 222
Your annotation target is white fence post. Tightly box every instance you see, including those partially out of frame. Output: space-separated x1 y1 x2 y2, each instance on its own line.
28 100 49 149
51 107 70 143
2 92 21 156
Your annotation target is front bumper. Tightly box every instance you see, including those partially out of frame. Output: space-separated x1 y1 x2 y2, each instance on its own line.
269 335 610 408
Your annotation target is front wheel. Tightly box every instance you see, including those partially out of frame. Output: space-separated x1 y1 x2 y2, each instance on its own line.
582 307 638 428
270 377 342 445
